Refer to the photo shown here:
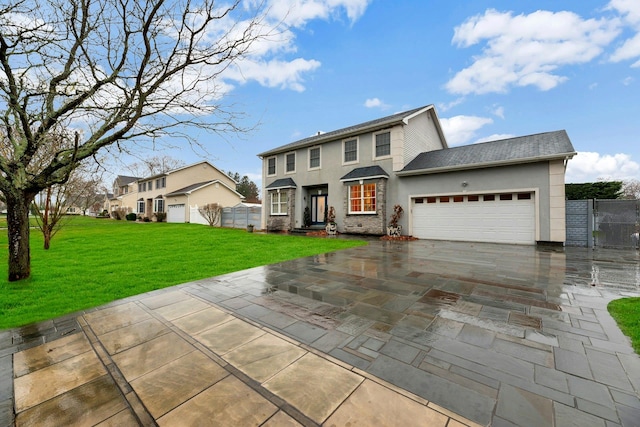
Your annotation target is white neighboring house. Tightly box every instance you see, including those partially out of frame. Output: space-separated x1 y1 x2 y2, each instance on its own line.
106 161 244 222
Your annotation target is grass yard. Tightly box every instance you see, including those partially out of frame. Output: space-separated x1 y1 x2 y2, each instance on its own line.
0 216 367 329
608 297 640 354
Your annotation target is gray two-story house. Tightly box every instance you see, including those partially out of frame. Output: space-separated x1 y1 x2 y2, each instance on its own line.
259 104 576 245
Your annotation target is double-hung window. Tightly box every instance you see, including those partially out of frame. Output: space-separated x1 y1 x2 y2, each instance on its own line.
349 183 376 213
285 152 296 173
137 199 145 214
156 177 166 189
267 157 276 176
270 191 288 215
374 131 391 158
343 139 358 164
154 198 164 213
308 147 321 170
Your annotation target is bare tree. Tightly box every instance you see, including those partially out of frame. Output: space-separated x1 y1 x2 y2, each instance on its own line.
127 155 186 177
198 203 222 226
622 179 640 200
32 159 104 249
0 0 273 280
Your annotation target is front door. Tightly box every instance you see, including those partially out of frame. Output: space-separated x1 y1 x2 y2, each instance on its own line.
311 195 327 225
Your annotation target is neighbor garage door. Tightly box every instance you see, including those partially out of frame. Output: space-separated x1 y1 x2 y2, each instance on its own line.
411 192 535 244
167 204 186 223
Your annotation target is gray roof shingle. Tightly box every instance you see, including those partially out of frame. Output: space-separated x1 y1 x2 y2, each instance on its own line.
340 166 389 182
258 105 434 157
399 130 576 175
165 181 215 196
265 178 297 189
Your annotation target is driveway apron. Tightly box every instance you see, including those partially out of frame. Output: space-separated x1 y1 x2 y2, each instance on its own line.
2 239 640 426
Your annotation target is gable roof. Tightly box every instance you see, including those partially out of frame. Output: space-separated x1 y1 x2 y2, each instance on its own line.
265 178 297 189
165 180 243 198
143 160 237 184
398 130 576 176
258 105 445 157
116 175 140 185
340 166 389 182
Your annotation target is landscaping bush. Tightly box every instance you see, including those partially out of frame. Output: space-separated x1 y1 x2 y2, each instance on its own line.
126 213 137 221
155 212 166 222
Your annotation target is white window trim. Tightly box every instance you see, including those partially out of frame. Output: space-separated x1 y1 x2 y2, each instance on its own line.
285 152 296 174
342 137 359 165
154 198 165 213
348 182 377 214
308 146 321 171
270 190 288 215
373 130 392 160
267 156 277 177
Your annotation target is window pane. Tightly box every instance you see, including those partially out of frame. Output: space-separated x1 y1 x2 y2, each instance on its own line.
309 148 320 168
344 140 357 163
286 153 295 172
375 132 390 157
268 157 276 175
499 194 512 201
350 185 361 212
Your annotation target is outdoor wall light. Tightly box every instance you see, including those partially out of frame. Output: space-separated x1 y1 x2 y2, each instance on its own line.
462 181 468 187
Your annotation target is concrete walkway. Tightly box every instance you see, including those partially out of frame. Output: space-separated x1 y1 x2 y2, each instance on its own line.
2 239 640 426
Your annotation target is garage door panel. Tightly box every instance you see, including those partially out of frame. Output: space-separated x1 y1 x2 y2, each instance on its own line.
412 194 535 244
168 204 186 223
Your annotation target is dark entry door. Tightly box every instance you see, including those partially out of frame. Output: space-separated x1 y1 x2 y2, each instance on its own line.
311 195 327 224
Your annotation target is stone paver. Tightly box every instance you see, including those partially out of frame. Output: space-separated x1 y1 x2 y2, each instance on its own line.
2 240 640 426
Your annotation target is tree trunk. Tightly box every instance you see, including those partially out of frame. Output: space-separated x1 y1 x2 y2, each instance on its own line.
6 191 33 281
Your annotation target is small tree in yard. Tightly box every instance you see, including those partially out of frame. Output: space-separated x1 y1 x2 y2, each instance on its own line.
0 0 274 281
199 203 222 227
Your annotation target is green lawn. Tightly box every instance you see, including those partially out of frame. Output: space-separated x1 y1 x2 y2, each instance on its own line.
608 298 640 354
0 216 367 329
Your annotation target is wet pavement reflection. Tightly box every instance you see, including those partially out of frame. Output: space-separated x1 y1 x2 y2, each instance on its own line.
4 239 640 427
184 240 640 426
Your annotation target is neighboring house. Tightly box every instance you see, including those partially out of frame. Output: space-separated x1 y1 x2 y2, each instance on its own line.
106 161 244 222
258 105 577 245
106 175 140 212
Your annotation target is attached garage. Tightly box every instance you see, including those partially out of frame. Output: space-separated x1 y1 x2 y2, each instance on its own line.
167 204 186 223
411 192 536 245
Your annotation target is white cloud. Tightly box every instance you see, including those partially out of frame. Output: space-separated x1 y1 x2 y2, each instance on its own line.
229 58 321 92
491 105 505 119
446 9 621 95
474 133 516 144
216 1 372 92
364 97 389 108
565 151 640 182
440 115 493 146
622 76 635 85
437 97 465 112
262 0 372 28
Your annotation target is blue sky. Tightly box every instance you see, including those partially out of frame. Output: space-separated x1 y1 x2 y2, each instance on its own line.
131 0 640 189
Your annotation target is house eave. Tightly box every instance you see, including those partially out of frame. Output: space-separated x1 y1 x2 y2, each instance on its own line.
397 153 577 177
258 106 436 158
340 175 390 183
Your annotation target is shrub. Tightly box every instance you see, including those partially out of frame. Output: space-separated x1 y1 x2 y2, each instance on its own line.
155 212 166 222
111 208 127 220
126 213 137 221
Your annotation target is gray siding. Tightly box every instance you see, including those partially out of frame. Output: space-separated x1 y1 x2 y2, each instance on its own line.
396 162 554 242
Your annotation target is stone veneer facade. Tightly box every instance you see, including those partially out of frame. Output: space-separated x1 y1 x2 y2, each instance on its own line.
266 188 296 232
342 178 387 235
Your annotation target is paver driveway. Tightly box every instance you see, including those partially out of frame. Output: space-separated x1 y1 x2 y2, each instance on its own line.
3 239 640 426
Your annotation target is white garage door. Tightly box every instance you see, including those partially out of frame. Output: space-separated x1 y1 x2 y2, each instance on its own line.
411 193 535 244
167 204 186 223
